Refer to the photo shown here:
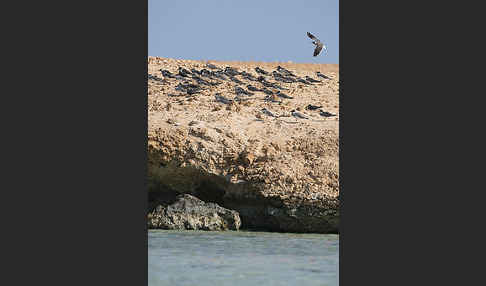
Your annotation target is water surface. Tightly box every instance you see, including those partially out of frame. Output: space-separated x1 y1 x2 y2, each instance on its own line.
149 230 339 286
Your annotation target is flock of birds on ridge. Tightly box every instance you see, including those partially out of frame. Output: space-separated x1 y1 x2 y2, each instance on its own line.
148 32 336 119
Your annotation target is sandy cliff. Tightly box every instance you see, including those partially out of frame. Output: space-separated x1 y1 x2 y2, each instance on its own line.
148 57 339 233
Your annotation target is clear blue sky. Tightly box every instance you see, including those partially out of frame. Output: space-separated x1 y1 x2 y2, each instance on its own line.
148 0 339 64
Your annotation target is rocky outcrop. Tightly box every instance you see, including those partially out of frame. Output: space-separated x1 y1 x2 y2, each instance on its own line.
148 57 339 233
148 194 241 231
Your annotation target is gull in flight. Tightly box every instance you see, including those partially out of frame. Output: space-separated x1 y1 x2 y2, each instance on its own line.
307 32 327 57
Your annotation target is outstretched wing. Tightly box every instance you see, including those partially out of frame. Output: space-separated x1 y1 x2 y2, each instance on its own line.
307 32 318 41
313 43 323 56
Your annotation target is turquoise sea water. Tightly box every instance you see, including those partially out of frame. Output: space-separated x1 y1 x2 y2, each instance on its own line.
148 230 339 286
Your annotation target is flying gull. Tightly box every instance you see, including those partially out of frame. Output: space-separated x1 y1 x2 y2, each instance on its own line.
307 32 327 57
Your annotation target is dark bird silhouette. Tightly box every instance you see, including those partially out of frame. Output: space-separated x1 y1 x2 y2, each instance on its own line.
235 86 254 96
319 110 337 117
191 68 201 75
297 78 312 84
200 69 212 78
224 67 240 76
260 79 283 89
305 76 322 83
274 84 288 90
261 80 274 88
307 32 327 57
277 66 296 77
247 85 262 92
272 71 295 83
305 104 323 110
191 75 211 86
175 83 202 95
160 69 175 78
240 71 257 81
212 71 228 80
178 67 192 77
148 74 165 82
215 93 233 104
229 76 243 84
261 88 274 95
255 67 269 75
275 91 293 99
316 71 330 79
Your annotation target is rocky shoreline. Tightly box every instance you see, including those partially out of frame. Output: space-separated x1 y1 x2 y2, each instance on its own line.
148 194 241 231
148 57 339 233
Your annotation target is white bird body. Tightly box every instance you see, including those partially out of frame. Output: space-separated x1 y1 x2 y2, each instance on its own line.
307 32 327 57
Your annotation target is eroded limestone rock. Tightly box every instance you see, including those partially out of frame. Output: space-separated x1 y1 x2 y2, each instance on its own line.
148 194 241 231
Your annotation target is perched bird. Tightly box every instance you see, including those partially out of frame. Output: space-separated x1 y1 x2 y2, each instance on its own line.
160 69 175 78
212 71 228 80
316 71 330 79
275 91 293 99
257 75 267 82
258 76 286 89
319 110 337 117
272 71 295 83
305 104 323 110
261 108 277 117
224 67 240 76
192 75 210 86
305 76 322 83
247 85 262 92
175 82 203 95
206 63 218 69
291 109 309 119
274 84 288 90
175 82 200 90
255 67 269 75
240 71 257 81
261 80 280 89
307 32 327 57
148 74 164 82
297 78 312 84
191 68 201 75
261 88 274 95
178 67 192 77
277 66 296 77
215 93 233 104
229 76 243 84
200 69 212 78
174 83 185 91
235 86 254 96
186 88 201 95
208 81 221 86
